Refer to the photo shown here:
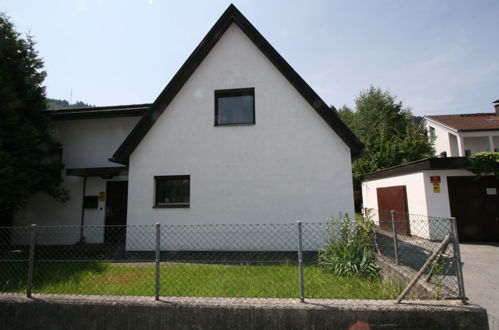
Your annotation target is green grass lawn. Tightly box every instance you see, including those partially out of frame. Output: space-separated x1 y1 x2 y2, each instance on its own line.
0 261 403 299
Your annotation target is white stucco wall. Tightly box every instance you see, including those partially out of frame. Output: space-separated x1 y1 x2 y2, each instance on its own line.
425 118 499 156
362 169 475 240
126 23 354 250
422 169 475 218
463 136 489 154
425 121 454 156
361 172 431 238
13 117 139 244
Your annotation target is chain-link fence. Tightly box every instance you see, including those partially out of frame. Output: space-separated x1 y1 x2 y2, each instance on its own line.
367 208 465 302
0 213 465 302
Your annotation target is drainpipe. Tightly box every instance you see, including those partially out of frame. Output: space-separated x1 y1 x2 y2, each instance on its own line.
79 176 87 243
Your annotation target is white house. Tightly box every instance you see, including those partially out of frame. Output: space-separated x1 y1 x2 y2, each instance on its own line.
424 100 499 157
13 5 363 249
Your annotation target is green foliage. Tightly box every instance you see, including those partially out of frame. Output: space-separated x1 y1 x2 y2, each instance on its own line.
336 86 435 189
318 213 379 278
0 13 68 214
46 98 95 110
468 152 499 178
0 261 403 299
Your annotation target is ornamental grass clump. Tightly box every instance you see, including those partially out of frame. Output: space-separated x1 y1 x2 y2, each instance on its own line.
318 213 379 278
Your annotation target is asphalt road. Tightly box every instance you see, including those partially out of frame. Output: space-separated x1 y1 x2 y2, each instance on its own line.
460 243 499 329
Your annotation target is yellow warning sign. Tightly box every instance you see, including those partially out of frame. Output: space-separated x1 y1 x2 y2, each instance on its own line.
99 192 105 201
433 183 440 193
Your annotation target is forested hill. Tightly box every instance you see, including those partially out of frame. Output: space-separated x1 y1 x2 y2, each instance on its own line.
47 98 95 110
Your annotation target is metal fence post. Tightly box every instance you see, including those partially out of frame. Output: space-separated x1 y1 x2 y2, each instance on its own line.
390 210 399 265
155 223 160 301
450 217 466 304
26 224 37 298
297 221 304 302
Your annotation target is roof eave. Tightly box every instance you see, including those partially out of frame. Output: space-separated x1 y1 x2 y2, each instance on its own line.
111 4 363 163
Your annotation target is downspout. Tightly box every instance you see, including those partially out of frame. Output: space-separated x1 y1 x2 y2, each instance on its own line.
79 176 87 243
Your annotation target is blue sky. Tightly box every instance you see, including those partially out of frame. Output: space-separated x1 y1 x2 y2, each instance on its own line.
2 0 498 115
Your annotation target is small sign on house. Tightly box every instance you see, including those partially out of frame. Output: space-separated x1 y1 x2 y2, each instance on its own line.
430 176 441 184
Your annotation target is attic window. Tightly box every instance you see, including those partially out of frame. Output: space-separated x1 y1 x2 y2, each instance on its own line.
215 88 255 126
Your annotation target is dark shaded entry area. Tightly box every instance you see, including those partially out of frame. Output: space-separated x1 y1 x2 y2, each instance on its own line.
376 185 411 236
104 181 128 244
447 176 499 242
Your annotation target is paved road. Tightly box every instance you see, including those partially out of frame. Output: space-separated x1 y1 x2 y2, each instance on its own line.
460 243 499 330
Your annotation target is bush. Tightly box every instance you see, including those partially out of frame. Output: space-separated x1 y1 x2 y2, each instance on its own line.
318 213 379 278
468 152 499 178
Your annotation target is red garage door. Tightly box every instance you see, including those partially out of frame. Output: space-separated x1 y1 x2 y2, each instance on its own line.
376 185 411 236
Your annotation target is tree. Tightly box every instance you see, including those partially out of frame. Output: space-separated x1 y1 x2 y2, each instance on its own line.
337 86 434 189
47 98 95 110
0 13 68 223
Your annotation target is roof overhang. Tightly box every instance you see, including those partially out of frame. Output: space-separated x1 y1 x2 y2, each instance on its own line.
423 117 459 132
47 104 151 120
110 4 363 165
66 167 128 178
362 157 471 181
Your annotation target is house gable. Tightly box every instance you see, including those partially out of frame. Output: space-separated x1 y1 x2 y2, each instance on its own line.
110 4 362 165
125 18 357 227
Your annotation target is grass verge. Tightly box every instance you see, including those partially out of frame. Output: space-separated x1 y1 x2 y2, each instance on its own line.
0 261 403 299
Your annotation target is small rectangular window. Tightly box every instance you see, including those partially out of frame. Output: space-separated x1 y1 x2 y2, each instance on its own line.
429 126 436 139
154 175 190 208
215 88 255 126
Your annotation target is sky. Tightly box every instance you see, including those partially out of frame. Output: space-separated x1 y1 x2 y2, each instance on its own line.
2 0 498 115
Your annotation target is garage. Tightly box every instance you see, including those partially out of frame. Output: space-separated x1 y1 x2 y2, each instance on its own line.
362 157 499 242
447 176 499 241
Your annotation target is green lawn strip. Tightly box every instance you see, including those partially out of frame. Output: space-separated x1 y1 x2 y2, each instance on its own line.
0 261 402 299
159 263 299 298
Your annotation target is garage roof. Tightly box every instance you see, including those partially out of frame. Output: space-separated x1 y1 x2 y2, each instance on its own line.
362 157 471 181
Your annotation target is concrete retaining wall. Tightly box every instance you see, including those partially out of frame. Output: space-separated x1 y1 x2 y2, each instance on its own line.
0 294 488 330
377 254 438 299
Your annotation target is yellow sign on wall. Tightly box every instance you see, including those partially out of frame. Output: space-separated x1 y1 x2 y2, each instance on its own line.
433 183 440 193
99 192 105 201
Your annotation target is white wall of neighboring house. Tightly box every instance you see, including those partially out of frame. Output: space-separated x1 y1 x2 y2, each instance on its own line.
463 136 489 154
127 23 354 250
426 121 455 156
425 118 499 156
460 131 499 153
13 117 139 244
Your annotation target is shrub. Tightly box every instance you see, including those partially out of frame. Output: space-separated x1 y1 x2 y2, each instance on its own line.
318 213 379 278
468 152 499 178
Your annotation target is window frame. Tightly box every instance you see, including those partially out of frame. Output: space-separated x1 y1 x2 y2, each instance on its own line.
214 88 255 126
429 126 436 139
153 175 190 208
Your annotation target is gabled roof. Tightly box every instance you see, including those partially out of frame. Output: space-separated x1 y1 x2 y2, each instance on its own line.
425 113 499 132
48 104 151 120
110 4 363 165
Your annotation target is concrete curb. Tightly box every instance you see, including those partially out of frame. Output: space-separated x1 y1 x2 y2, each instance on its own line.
0 294 489 330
